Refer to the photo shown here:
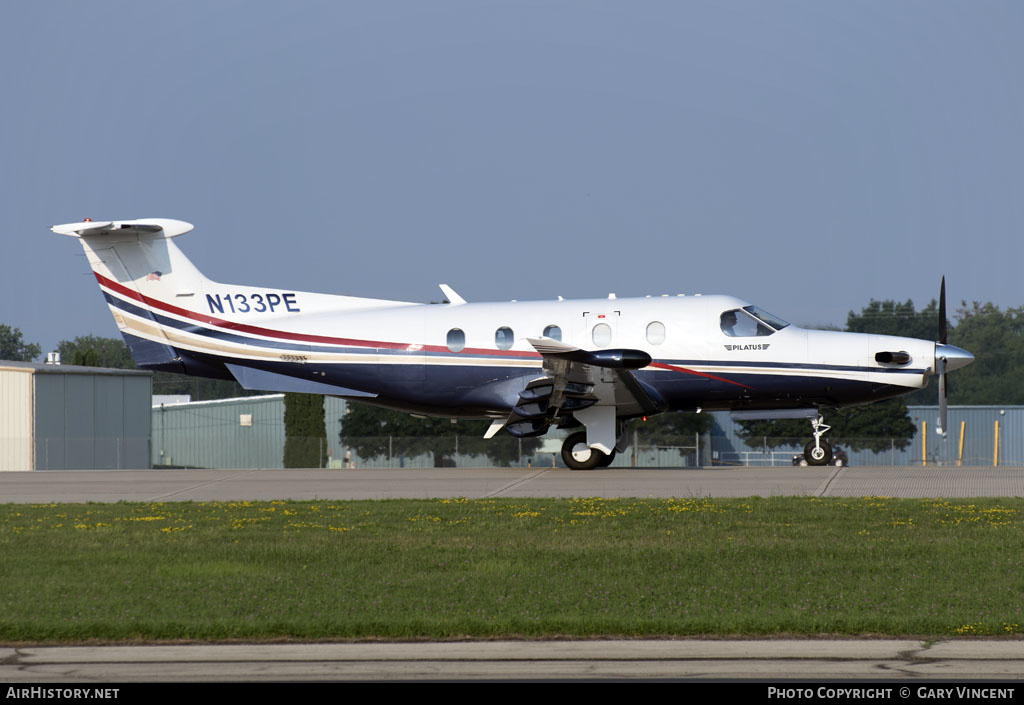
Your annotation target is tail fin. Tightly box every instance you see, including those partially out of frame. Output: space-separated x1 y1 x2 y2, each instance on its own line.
52 219 207 373
55 217 419 383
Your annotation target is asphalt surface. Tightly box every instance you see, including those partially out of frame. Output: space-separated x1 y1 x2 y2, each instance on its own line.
3 641 1024 682
3 465 1024 503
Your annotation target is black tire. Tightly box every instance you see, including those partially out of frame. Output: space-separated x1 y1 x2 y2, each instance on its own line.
803 439 832 466
561 431 607 471
597 450 616 467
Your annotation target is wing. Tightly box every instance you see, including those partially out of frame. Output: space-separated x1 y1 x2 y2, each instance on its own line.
494 337 666 454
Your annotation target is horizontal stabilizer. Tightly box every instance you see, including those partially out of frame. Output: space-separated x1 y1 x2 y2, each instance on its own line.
52 218 194 239
226 364 377 397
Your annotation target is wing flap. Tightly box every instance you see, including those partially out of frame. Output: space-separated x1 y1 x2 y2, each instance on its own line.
494 339 668 443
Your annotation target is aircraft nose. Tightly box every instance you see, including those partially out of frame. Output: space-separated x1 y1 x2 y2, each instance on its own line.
935 343 974 372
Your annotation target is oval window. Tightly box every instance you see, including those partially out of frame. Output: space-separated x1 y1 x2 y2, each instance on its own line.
543 324 562 341
646 321 666 345
495 326 514 350
446 328 465 353
592 323 612 347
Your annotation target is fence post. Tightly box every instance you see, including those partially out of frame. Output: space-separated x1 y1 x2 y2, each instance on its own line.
994 420 999 467
958 421 965 467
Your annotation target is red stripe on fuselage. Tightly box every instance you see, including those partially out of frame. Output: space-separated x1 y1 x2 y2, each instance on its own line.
649 361 754 389
95 272 539 357
95 273 752 389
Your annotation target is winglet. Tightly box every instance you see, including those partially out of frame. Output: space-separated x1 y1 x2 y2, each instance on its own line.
439 284 466 305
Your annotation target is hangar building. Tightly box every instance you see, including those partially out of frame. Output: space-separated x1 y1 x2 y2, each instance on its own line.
0 361 152 471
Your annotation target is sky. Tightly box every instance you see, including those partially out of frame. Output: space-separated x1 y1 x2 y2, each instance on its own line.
3 1 1023 354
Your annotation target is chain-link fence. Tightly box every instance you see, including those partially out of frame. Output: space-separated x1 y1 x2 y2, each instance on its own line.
710 435 1004 467
4 425 1012 470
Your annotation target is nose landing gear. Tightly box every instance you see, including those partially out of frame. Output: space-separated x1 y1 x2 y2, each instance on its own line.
802 415 833 466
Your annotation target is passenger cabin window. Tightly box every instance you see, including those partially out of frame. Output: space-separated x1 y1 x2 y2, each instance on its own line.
646 321 666 345
592 323 612 347
495 326 514 350
543 324 562 341
447 328 465 352
720 306 788 337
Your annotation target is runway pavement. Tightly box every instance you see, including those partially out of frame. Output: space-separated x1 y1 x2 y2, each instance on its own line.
3 640 1024 681
2 465 1024 503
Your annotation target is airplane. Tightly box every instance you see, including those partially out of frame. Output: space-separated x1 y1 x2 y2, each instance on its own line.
53 218 974 470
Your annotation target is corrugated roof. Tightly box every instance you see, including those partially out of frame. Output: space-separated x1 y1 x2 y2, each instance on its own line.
0 360 151 377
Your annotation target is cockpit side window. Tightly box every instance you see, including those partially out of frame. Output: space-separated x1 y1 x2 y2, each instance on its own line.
720 309 774 337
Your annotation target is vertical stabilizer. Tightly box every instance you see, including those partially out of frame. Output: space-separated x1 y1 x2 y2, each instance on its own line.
52 219 208 372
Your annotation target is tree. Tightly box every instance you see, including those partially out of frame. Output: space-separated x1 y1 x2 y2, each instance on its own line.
340 402 541 467
947 302 1024 404
0 324 41 362
57 335 135 368
283 393 328 468
55 334 255 400
845 298 941 341
151 372 256 402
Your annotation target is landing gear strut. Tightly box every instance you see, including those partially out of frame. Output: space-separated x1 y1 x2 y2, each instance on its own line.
561 431 615 471
802 415 832 466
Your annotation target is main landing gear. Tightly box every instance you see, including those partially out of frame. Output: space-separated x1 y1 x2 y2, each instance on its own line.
801 415 833 466
561 431 616 470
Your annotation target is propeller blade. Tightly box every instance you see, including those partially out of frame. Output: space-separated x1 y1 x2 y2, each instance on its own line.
938 276 947 345
936 355 948 437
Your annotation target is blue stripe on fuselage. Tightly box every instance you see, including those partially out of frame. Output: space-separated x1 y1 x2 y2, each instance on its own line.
104 291 928 377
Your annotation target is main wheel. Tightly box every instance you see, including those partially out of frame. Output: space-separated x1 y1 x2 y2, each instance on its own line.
803 439 832 466
561 431 608 471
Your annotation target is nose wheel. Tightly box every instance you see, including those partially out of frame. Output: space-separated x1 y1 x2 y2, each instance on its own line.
803 438 832 466
802 415 833 466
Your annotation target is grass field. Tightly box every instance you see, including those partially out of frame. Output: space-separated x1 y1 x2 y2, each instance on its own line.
2 496 1023 642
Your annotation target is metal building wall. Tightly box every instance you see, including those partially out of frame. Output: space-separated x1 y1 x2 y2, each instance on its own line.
152 395 285 468
151 395 350 469
907 406 1024 466
706 406 1024 467
33 368 152 470
0 366 33 471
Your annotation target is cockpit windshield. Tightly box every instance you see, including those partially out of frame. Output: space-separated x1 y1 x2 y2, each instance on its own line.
744 306 789 331
720 306 790 337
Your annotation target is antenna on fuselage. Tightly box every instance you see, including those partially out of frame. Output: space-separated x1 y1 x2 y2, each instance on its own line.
439 284 466 305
